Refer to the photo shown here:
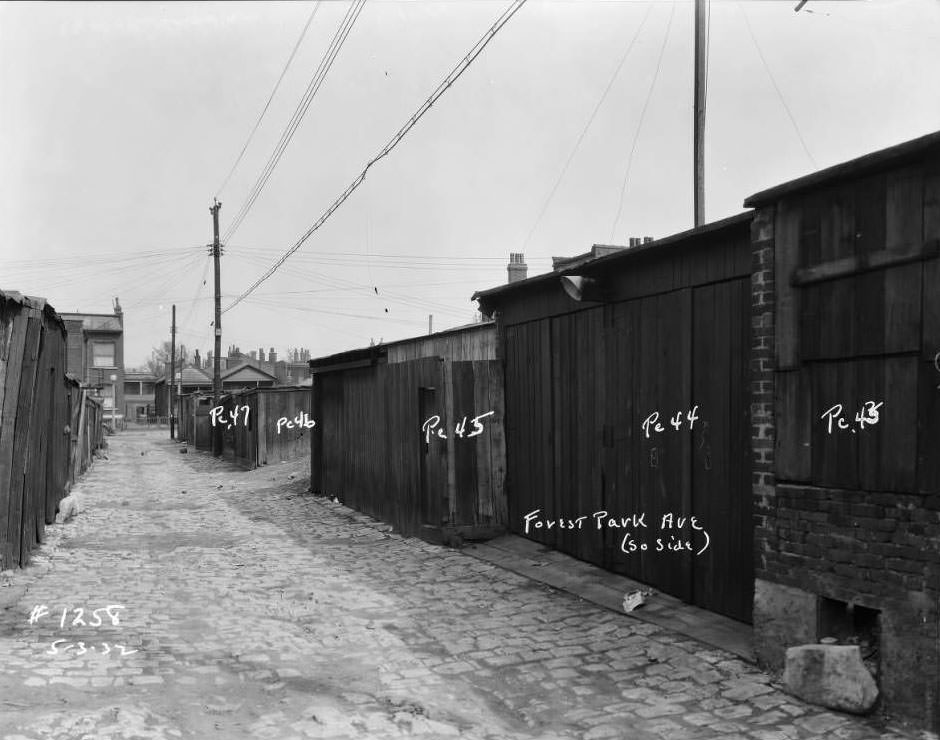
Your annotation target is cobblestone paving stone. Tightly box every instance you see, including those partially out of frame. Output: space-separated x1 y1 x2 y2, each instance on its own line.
0 430 924 739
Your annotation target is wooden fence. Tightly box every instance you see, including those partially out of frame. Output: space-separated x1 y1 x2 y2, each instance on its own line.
0 291 104 569
220 387 311 469
67 379 105 483
475 214 755 624
178 388 311 468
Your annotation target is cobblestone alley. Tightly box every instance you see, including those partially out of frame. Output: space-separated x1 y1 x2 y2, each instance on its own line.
0 430 922 739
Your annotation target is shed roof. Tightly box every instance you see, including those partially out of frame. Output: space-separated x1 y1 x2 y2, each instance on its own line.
1 289 67 333
307 320 494 374
221 363 277 382
471 211 752 306
744 129 940 207
156 367 212 385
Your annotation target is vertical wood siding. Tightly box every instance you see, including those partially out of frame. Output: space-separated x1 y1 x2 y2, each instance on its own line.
0 293 102 569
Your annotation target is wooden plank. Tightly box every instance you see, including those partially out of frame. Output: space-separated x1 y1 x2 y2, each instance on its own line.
484 359 507 528
576 308 604 566
775 369 811 482
452 361 478 528
924 168 940 359
854 174 887 356
634 290 693 603
27 342 55 559
811 361 858 489
792 240 937 286
692 278 753 622
857 358 886 490
917 357 940 493
776 199 802 369
881 357 918 492
7 314 41 567
549 315 568 554
884 262 923 354
605 299 640 580
886 166 924 253
0 310 28 568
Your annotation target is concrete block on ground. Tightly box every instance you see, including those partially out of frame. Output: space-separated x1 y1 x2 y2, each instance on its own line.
782 644 878 714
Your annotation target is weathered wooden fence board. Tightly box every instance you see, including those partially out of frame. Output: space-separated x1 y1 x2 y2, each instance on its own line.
312 355 505 539
0 292 97 569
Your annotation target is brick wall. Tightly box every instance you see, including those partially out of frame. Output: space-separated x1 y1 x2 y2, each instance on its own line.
749 183 940 731
750 207 775 570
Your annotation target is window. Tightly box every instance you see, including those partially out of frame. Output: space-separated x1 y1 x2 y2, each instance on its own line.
93 342 115 368
124 381 140 395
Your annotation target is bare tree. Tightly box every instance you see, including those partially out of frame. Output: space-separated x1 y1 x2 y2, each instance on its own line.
146 341 189 377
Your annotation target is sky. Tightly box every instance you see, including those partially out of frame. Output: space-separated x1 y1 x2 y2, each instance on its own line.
2 0 939 369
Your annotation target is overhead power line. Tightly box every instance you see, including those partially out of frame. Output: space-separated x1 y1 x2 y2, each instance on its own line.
223 0 366 243
223 0 528 315
739 2 817 168
215 2 323 200
610 0 677 241
522 1 655 251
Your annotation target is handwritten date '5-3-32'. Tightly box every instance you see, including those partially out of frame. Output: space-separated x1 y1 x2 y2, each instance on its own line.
422 411 495 444
47 640 137 656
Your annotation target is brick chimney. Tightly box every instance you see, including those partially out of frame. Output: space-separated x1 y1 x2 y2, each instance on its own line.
508 253 527 284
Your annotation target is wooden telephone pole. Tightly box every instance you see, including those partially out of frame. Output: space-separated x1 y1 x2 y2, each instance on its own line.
210 200 223 456
170 304 176 439
694 0 707 227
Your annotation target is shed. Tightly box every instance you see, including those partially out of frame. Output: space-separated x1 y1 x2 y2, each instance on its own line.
744 129 940 731
309 322 505 541
474 213 755 624
219 386 312 469
0 291 71 568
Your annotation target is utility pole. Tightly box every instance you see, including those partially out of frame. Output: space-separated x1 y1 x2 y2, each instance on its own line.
693 0 706 227
170 304 176 439
210 200 223 456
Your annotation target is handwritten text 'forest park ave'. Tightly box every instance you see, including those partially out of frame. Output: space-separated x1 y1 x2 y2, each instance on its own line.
523 510 711 556
421 410 495 444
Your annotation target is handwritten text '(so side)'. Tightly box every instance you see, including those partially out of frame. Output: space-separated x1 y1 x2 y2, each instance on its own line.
642 406 701 438
523 510 711 556
209 405 250 429
276 412 316 434
820 401 883 434
421 411 495 444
